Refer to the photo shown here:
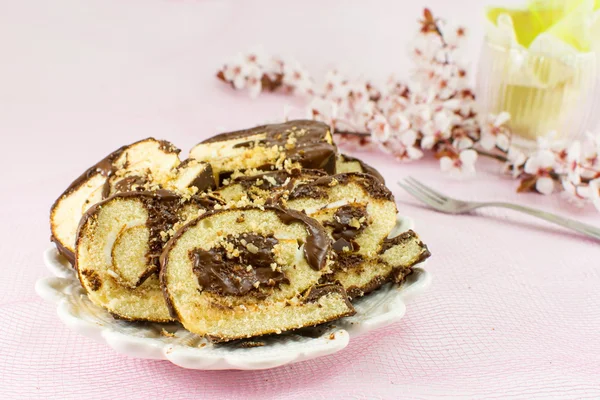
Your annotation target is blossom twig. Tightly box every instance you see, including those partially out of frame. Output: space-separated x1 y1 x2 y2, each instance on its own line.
215 9 600 213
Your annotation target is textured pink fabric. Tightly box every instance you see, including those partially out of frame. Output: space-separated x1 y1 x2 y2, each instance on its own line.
1 0 599 398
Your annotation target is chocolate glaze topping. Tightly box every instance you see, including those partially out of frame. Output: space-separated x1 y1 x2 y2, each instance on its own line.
234 169 326 191
201 120 337 174
325 205 369 252
235 170 294 191
190 233 289 296
288 183 328 200
229 169 329 206
289 173 393 201
158 140 180 154
114 175 148 193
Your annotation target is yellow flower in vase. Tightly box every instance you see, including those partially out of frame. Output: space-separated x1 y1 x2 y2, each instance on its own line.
479 0 600 142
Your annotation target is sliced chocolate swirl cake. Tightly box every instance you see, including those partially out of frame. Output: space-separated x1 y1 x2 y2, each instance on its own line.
75 190 219 321
189 120 337 183
287 173 430 298
160 207 355 341
49 120 431 341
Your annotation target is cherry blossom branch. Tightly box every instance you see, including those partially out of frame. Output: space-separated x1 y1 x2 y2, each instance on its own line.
474 149 508 163
214 9 600 213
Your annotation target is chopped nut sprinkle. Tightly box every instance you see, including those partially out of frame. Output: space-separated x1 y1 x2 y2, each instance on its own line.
246 243 259 254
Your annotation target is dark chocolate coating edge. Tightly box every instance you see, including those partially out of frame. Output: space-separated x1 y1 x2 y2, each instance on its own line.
346 230 431 299
339 154 386 184
303 283 354 311
196 120 338 176
289 172 394 202
50 235 76 265
200 120 330 144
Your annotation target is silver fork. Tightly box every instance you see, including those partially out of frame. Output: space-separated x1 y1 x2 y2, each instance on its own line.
398 177 600 241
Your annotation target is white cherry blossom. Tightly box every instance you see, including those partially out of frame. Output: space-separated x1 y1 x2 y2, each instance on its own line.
387 113 411 134
351 101 377 131
564 141 582 184
222 60 250 90
440 149 477 178
282 61 313 95
321 70 348 100
246 66 263 98
524 150 555 195
367 114 391 142
409 103 434 132
421 111 455 149
433 65 460 100
379 130 423 161
410 33 445 63
561 179 590 207
268 57 285 75
244 46 269 68
480 112 511 151
581 132 600 179
346 82 371 107
452 135 473 151
505 146 527 178
307 97 338 130
441 23 467 49
536 132 569 169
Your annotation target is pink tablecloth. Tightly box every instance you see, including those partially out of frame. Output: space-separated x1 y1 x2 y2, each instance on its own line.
1 0 599 398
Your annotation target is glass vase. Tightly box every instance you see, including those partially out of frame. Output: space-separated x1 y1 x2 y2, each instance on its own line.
475 38 600 145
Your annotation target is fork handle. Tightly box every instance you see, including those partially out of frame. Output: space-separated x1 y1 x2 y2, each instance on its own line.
477 202 600 241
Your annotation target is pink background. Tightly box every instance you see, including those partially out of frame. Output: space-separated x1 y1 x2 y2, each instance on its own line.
1 0 599 398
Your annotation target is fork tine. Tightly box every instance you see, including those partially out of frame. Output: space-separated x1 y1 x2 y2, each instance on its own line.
401 179 444 205
398 181 443 210
406 177 448 202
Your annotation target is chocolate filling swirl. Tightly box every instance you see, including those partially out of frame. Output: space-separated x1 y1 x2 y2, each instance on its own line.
325 205 369 252
190 233 289 296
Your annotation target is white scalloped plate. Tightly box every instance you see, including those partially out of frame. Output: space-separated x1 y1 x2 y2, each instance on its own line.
35 215 430 370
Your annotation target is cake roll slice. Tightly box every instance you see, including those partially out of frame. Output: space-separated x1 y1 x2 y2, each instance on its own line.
287 173 430 298
335 153 385 183
160 207 355 341
217 168 326 204
189 120 337 182
51 140 216 265
75 190 218 321
50 138 181 264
